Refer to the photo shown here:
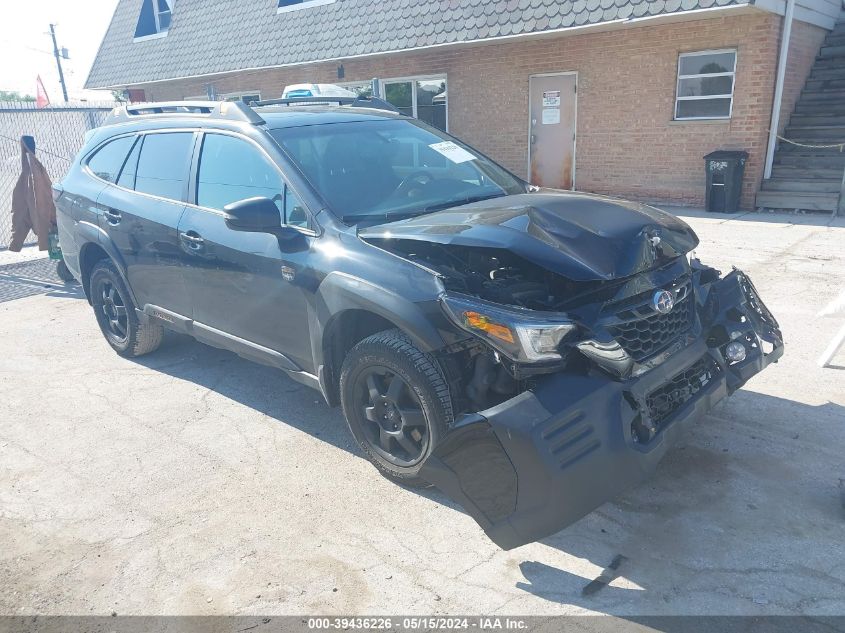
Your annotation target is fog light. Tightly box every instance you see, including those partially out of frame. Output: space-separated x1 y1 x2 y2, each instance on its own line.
725 341 747 363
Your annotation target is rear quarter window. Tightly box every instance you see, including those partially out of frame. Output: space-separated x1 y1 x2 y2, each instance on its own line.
134 132 195 201
86 136 136 183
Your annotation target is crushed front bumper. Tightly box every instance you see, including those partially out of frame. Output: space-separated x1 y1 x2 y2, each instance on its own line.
420 269 783 549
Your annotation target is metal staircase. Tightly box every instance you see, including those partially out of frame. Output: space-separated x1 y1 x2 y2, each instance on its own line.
756 14 845 215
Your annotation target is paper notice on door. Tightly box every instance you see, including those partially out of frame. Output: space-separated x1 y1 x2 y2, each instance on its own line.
429 141 476 163
542 90 561 107
542 108 561 125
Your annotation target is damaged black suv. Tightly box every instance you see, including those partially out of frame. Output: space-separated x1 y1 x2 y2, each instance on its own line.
56 97 783 549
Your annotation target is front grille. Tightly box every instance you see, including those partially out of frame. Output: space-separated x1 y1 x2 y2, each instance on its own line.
646 356 721 425
608 294 694 361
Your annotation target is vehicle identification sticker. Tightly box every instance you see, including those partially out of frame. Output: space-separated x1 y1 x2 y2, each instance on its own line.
542 108 560 125
429 141 476 163
542 90 561 107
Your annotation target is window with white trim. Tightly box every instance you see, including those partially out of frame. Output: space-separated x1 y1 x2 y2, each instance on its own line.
341 76 448 132
675 50 736 120
223 92 261 105
134 0 173 40
184 92 261 105
277 0 336 13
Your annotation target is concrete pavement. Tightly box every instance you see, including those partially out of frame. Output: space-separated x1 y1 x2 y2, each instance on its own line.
0 211 843 616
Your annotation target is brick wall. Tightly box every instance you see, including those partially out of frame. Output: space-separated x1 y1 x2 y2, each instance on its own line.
778 18 828 134
137 11 794 210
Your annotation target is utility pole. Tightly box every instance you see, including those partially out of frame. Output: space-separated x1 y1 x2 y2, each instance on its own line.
48 23 69 103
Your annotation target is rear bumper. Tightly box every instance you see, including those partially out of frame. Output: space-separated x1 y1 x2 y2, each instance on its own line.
421 269 783 549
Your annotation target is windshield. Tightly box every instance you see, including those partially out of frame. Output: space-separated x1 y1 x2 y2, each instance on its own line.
269 119 525 224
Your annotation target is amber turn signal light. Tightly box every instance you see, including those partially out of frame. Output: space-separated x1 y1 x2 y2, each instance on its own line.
463 311 515 344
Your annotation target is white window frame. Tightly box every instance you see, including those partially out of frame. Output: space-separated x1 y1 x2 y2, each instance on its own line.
277 0 335 14
340 74 449 132
133 0 173 42
154 0 172 32
674 49 737 121
222 91 262 104
183 91 262 104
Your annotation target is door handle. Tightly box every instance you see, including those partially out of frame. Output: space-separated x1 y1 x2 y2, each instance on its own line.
180 230 204 249
104 208 122 225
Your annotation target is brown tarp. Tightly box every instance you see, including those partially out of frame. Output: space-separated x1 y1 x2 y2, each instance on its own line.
10 139 56 252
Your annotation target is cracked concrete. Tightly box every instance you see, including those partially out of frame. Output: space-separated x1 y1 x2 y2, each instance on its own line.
0 211 843 616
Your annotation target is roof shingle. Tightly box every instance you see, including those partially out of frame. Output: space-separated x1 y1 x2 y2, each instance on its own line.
86 0 748 89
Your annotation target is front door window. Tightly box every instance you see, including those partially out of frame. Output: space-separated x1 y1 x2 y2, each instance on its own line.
196 134 284 212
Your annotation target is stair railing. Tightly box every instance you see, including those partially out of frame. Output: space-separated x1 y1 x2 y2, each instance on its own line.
774 135 845 217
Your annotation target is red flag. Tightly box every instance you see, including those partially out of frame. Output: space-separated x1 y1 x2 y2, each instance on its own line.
36 75 50 108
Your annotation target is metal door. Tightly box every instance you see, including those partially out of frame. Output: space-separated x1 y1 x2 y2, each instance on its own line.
528 73 577 189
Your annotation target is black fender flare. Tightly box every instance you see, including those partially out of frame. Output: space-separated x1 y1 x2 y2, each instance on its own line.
77 221 139 309
311 271 447 373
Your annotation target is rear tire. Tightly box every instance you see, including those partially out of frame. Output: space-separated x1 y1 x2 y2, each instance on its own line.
339 329 453 487
89 260 164 357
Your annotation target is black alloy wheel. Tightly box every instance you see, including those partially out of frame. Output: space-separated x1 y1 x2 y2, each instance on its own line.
96 278 129 342
353 365 429 467
88 259 164 357
339 329 453 486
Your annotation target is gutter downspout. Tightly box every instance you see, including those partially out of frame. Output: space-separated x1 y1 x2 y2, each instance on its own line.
764 0 796 180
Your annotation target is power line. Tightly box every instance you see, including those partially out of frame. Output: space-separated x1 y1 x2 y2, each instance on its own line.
0 133 73 162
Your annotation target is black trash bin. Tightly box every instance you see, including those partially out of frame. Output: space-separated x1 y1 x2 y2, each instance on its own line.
704 150 748 213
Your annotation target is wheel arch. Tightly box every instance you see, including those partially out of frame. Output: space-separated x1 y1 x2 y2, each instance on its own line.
76 221 136 308
315 272 448 407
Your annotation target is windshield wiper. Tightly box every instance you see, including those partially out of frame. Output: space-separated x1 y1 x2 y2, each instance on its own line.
341 210 431 223
423 192 506 212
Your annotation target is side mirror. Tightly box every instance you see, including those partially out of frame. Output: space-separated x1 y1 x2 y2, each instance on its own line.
223 197 283 233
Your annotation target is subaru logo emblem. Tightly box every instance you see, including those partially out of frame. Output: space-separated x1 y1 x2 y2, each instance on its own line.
653 290 674 314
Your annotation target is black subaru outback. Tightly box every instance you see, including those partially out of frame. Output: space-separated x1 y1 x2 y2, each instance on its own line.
55 97 783 549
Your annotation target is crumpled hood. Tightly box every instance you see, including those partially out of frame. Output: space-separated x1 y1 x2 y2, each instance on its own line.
359 191 699 281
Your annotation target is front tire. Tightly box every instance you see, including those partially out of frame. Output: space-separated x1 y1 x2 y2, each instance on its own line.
89 260 164 358
339 329 453 486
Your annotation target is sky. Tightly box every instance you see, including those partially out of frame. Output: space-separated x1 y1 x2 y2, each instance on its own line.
1 1 119 102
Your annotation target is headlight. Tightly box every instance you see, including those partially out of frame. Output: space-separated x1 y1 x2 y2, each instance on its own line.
441 293 576 363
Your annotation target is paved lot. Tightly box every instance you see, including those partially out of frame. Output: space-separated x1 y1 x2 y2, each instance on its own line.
1 211 844 617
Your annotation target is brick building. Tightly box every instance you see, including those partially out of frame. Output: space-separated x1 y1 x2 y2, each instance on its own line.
86 0 844 211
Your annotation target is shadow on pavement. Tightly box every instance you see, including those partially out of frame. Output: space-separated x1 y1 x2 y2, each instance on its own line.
0 257 83 303
131 334 845 610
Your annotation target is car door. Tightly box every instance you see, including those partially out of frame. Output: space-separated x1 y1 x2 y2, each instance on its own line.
96 131 194 315
177 131 316 371
68 134 135 274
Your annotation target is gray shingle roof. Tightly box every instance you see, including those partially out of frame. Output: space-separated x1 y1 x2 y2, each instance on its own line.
86 0 748 89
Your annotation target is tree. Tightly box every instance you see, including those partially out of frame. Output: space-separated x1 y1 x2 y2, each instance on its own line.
0 91 36 102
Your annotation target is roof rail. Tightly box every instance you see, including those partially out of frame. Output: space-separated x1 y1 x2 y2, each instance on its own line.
104 100 266 126
252 95 400 114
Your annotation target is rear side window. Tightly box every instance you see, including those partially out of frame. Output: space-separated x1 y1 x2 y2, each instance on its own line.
196 133 284 211
87 136 135 183
134 132 194 201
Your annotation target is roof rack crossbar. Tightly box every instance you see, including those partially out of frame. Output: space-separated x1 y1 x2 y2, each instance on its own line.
101 94 398 128
104 100 265 126
252 95 400 114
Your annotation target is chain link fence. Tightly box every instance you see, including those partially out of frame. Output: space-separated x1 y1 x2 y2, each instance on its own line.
0 102 117 250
